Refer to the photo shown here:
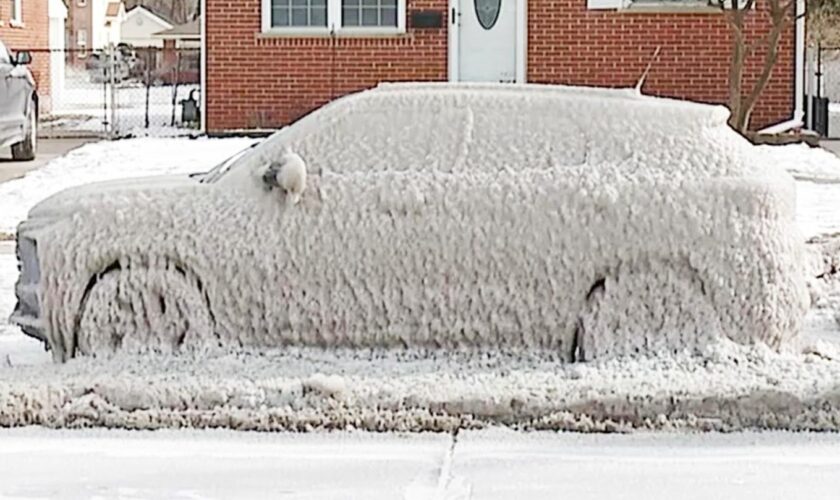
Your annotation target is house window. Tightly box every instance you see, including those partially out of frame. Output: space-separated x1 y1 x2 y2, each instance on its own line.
10 0 22 24
271 0 328 27
342 0 398 27
262 0 405 33
77 29 88 56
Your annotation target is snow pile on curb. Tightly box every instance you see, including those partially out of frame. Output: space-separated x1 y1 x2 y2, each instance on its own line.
0 137 258 236
2 342 840 432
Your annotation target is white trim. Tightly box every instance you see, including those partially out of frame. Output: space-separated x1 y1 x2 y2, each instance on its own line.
261 0 406 35
447 0 458 81
11 0 23 24
447 0 527 83
201 0 207 132
515 0 526 83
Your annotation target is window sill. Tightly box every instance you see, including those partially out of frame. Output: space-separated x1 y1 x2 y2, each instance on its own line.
623 1 720 13
258 27 407 38
9 19 24 28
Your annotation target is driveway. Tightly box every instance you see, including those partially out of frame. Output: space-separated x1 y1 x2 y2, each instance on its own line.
0 138 96 184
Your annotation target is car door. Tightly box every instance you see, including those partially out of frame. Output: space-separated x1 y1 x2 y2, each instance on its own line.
0 40 15 141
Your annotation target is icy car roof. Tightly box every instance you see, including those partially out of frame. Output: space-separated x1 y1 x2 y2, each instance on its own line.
218 83 766 190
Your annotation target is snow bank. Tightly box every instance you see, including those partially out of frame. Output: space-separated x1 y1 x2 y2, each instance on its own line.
2 342 840 432
14 84 808 361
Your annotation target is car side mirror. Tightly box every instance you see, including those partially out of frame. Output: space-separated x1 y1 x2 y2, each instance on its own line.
15 51 32 65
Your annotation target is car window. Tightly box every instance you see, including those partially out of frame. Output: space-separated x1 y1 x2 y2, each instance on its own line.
465 97 588 171
290 97 470 174
288 93 586 175
0 41 10 65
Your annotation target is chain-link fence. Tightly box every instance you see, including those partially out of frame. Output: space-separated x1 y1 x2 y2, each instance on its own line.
28 46 200 138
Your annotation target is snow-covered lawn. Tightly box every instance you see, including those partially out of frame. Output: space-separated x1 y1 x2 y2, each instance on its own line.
0 428 839 499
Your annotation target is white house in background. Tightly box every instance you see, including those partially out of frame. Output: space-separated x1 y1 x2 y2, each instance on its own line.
121 6 173 48
96 1 126 48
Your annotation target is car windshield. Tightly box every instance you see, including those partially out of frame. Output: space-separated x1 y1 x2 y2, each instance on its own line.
199 142 260 184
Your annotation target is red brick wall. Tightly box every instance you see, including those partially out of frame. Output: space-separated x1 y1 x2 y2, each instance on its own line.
206 0 448 130
0 0 51 112
206 0 795 131
528 2 794 130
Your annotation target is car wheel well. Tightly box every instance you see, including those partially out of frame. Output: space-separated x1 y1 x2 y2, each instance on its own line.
71 257 216 358
572 259 715 362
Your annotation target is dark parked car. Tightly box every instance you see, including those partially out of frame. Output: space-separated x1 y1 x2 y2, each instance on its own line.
0 39 37 161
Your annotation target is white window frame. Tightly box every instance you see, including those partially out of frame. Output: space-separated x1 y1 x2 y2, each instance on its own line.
10 0 23 25
260 0 406 35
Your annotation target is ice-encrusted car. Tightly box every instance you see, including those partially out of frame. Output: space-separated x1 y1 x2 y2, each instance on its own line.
11 83 808 362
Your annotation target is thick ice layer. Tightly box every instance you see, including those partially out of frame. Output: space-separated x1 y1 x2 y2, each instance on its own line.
2 342 840 431
13 83 808 361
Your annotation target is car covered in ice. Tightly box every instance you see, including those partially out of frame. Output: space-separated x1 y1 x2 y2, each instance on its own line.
11 83 808 362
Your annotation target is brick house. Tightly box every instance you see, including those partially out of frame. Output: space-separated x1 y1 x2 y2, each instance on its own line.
1 0 52 112
66 0 125 66
204 0 805 132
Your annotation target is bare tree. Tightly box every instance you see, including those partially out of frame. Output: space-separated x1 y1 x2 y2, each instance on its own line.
809 0 840 46
719 0 801 133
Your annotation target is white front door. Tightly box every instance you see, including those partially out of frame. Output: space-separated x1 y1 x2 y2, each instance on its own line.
457 0 517 83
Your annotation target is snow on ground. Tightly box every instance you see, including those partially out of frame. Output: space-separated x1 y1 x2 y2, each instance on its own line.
0 428 839 499
1 138 840 432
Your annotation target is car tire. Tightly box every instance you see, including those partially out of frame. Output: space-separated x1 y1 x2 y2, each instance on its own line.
574 260 723 361
75 261 216 357
11 99 37 162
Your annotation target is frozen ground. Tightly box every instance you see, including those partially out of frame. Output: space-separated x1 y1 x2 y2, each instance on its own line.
0 137 840 432
0 428 839 499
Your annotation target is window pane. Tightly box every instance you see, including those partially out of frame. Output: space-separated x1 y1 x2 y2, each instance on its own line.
311 5 327 26
291 6 308 25
342 7 359 25
381 7 397 26
291 0 307 6
361 6 378 25
311 0 326 6
361 0 377 6
343 0 360 5
272 6 290 26
381 0 396 6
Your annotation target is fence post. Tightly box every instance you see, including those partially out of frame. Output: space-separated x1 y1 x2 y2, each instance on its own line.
170 49 183 127
109 44 118 138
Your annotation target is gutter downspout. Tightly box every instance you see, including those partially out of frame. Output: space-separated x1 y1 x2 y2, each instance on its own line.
758 0 806 134
200 0 207 133
794 0 805 123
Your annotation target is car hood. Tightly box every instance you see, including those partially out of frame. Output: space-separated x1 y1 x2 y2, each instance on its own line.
25 174 201 225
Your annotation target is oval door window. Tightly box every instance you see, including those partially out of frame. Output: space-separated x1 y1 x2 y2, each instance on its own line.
474 0 501 30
